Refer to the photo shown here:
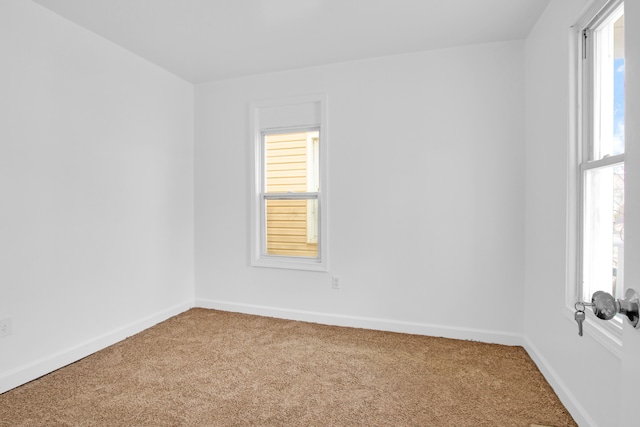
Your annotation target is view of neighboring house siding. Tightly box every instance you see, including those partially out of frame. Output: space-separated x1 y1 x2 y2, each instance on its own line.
265 132 318 257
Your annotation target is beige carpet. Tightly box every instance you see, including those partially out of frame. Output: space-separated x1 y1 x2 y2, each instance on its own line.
0 308 576 426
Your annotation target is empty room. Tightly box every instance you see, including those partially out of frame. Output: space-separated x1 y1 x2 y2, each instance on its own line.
1 0 639 425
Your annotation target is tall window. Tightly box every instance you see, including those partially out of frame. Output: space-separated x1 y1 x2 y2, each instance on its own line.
250 95 328 271
263 129 320 258
579 1 625 305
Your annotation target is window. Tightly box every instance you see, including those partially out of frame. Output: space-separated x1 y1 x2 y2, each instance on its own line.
250 95 328 271
263 129 319 257
575 1 625 323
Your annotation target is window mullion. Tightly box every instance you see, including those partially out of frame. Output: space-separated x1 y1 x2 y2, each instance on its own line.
581 153 625 172
263 192 319 200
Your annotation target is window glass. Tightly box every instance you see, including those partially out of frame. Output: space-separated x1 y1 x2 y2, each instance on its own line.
582 163 625 300
265 199 318 257
265 131 319 194
592 7 625 160
263 130 319 259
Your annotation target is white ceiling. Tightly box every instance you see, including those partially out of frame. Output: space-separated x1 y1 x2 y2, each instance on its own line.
33 0 551 83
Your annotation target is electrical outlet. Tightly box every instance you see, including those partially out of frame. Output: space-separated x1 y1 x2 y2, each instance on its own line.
331 276 340 289
0 317 12 338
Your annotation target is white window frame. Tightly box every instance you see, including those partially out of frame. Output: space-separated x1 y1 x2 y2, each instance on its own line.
306 132 320 244
250 94 328 271
568 0 625 356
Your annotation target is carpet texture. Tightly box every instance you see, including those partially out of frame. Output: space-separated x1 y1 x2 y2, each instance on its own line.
0 308 576 426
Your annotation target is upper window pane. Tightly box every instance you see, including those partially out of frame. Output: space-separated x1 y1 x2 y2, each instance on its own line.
264 130 320 193
592 6 624 160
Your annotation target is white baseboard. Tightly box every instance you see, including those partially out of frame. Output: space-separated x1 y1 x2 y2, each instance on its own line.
0 301 193 395
195 298 524 346
522 336 596 427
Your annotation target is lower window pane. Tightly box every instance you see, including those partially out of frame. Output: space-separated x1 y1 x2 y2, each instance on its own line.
582 163 625 301
265 199 318 258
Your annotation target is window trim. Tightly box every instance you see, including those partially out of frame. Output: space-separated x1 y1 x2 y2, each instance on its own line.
306 133 320 244
249 94 328 271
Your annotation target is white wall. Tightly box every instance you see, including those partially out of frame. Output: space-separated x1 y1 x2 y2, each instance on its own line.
524 0 640 425
3 1 637 423
0 0 194 392
195 41 526 343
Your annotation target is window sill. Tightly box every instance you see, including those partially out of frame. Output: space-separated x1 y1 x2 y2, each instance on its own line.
562 306 622 359
251 256 327 272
